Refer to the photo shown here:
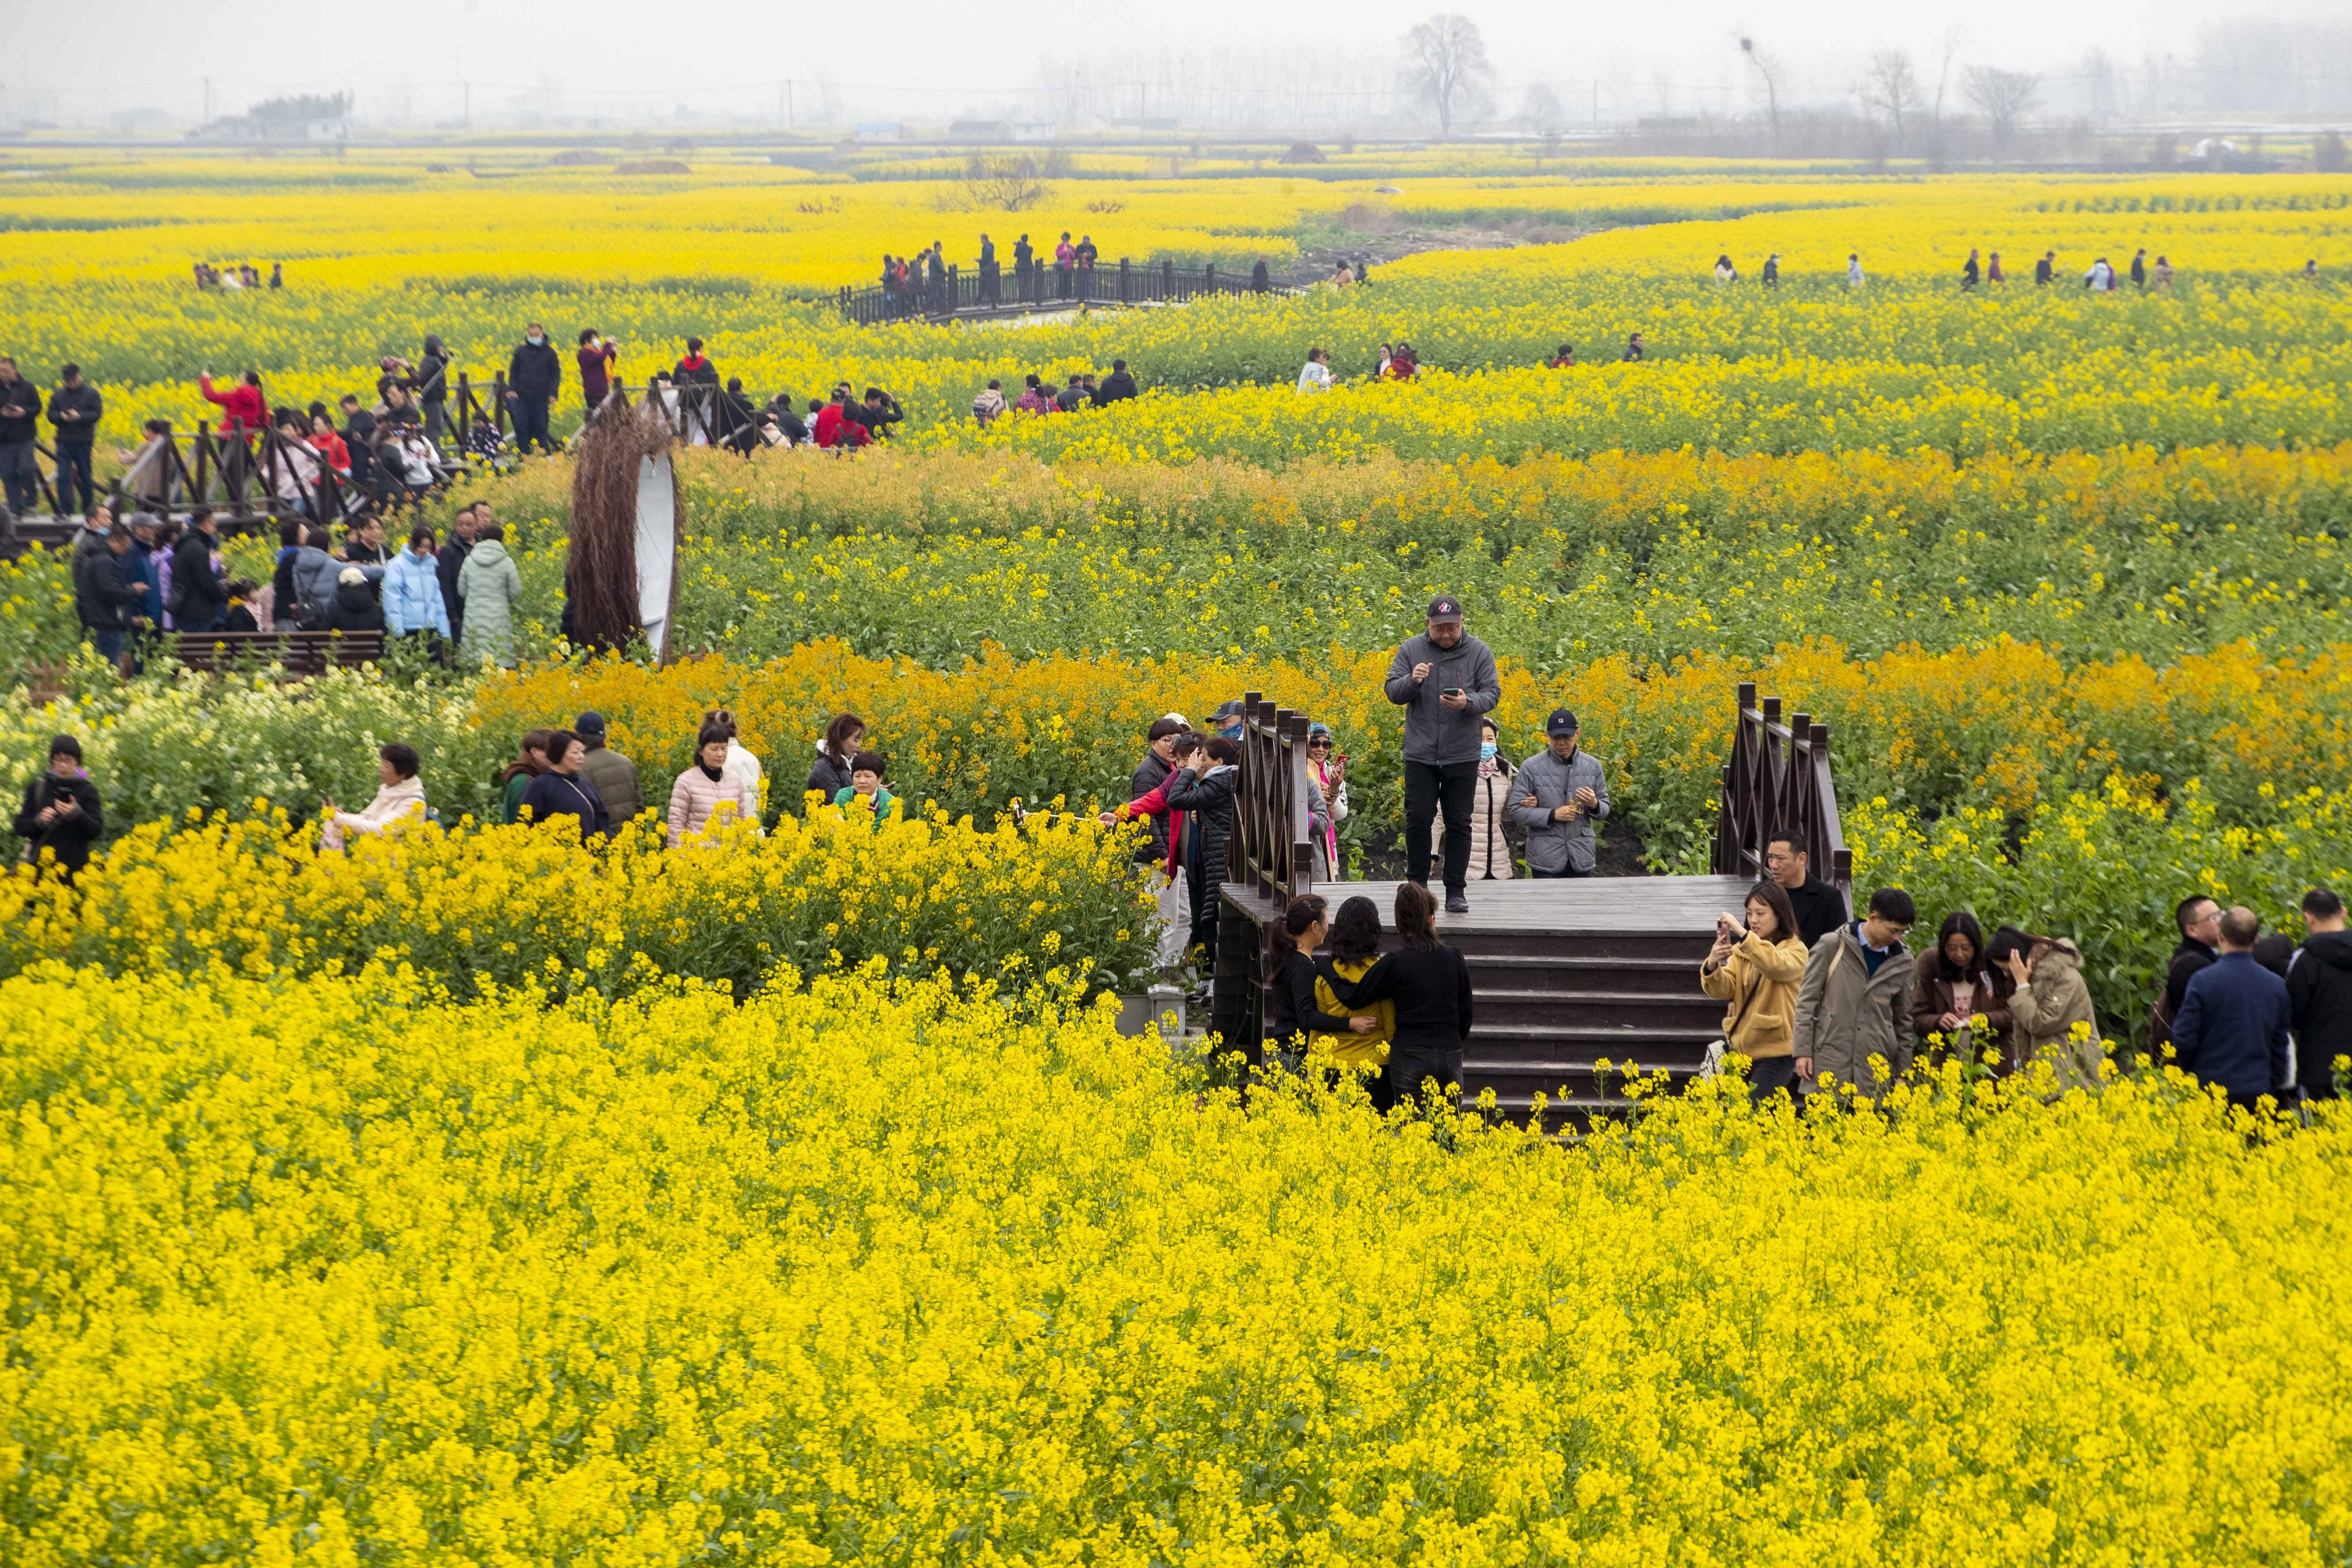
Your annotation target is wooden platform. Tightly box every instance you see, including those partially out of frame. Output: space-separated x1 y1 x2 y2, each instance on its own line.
1218 873 1783 1128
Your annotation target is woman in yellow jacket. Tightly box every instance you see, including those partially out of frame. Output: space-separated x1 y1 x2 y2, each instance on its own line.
1308 896 1397 1109
1699 880 1810 1101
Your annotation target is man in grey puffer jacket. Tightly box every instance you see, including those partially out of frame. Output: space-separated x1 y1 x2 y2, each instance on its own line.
1383 593 1499 913
1510 707 1610 877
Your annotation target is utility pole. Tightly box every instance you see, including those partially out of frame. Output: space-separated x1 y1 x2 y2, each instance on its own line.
786 79 794 129
1592 79 1599 129
202 75 213 123
462 80 471 127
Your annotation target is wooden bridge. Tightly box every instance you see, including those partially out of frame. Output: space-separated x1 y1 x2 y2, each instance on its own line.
837 255 1296 326
1215 683 1852 1128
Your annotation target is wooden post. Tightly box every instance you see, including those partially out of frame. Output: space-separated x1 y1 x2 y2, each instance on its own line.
493 372 509 436
947 262 960 312
1119 257 1131 302
1163 257 1175 299
192 421 213 506
1205 262 1218 296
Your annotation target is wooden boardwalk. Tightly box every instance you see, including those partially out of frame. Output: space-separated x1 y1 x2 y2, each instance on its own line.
1220 873 1773 1126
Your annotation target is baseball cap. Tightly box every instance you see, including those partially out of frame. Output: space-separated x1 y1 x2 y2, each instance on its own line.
1307 721 1333 740
575 711 607 739
1160 710 1191 729
1209 699 1246 727
1426 594 1463 623
1546 707 1580 737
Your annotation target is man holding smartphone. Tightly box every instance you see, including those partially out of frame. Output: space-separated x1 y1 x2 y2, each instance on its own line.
1512 709 1610 878
1383 593 1500 913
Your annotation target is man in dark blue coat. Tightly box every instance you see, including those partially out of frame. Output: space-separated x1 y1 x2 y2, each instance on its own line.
2173 905 2292 1112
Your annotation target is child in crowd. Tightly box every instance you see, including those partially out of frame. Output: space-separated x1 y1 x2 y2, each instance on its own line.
223 579 262 632
832 750 895 829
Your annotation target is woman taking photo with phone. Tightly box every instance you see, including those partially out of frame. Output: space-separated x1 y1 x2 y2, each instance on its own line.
1700 879 1809 1100
1305 721 1349 881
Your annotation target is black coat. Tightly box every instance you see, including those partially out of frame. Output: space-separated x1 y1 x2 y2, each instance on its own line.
519 770 610 840
1129 751 1173 862
171 531 228 626
1268 949 1356 1047
414 349 449 406
46 383 103 445
2173 952 2291 1099
1095 369 1140 404
0 376 40 444
806 746 857 801
1785 877 1848 949
437 539 471 620
2289 930 2352 1099
1161 764 1236 892
2157 938 2217 1047
15 771 103 877
73 540 140 629
323 580 386 633
1321 944 1475 1055
508 339 563 401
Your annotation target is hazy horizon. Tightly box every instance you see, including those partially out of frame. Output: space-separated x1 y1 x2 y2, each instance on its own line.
7 0 2351 128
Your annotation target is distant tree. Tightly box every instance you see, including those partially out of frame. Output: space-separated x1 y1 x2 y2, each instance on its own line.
1736 33 1784 152
960 152 1049 212
1861 50 1919 150
246 91 352 126
1963 66 2041 156
1400 14 1494 133
1523 82 1566 135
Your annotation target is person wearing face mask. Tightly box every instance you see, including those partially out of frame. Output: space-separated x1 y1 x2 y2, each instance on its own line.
505 322 563 457
1462 718 1516 881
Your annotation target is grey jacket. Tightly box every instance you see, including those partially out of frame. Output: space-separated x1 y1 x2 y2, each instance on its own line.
1383 632 1500 765
1793 923 1915 1100
1508 747 1610 874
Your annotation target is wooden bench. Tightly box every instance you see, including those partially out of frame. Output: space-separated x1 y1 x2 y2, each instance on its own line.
171 628 385 676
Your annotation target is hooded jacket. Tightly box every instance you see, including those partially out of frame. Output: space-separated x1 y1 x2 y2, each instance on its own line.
1094 368 1139 404
2287 930 2352 1098
508 337 563 401
2174 950 2290 1101
381 548 451 638
1383 631 1500 766
323 577 386 634
2007 941 2104 1091
1793 922 1914 1099
288 546 343 624
455 538 523 667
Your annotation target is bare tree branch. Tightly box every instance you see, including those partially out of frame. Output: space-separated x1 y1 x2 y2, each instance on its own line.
1399 14 1494 134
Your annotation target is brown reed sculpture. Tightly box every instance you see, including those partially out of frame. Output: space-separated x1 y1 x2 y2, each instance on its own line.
566 395 681 658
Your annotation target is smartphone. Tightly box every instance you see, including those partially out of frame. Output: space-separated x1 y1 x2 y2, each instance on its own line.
1443 686 1465 698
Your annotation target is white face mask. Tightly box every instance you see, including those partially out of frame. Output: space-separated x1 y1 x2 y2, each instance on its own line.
527 334 544 346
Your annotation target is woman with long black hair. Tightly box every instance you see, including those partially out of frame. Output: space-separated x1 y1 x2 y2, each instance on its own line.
1263 893 1379 1069
1319 881 1474 1112
806 711 865 801
1913 910 2012 1070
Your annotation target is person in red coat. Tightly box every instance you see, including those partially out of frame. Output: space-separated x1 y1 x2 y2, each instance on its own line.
811 390 871 450
198 369 267 436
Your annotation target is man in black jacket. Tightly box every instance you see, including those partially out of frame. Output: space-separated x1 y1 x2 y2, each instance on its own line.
505 323 563 456
978 233 999 306
1130 717 1186 864
47 364 103 516
2290 887 2352 1101
171 511 228 633
2153 893 2221 1061
438 504 478 647
1013 233 1034 298
1095 360 1140 405
415 335 451 444
1765 831 1848 947
1162 735 1240 960
858 388 904 442
74 520 144 660
2034 251 2055 286
0 356 42 515
340 395 377 485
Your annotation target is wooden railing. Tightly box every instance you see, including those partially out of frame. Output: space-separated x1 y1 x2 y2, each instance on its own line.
1711 681 1852 911
837 256 1288 325
1229 690 1318 910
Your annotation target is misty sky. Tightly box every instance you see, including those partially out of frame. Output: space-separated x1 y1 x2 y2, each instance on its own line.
6 0 2341 123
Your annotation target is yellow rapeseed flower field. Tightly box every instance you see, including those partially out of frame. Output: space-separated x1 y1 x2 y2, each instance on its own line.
3 963 2348 1563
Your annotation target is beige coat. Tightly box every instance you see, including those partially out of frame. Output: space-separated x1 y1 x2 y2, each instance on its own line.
1700 930 1809 1060
2008 941 2105 1091
1793 924 1915 1099
1465 763 1516 881
667 766 758 847
323 775 426 851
